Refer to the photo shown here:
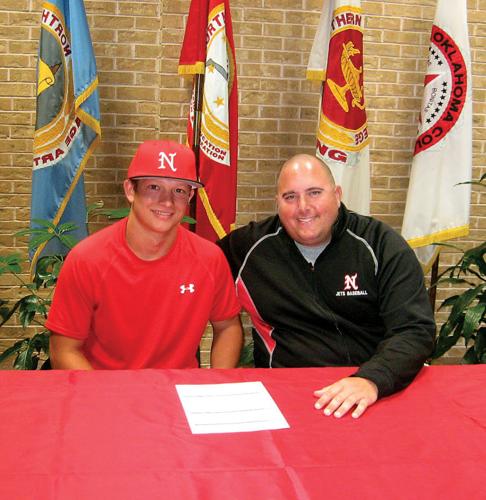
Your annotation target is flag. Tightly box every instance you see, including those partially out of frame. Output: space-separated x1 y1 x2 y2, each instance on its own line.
307 0 370 215
178 0 238 241
31 0 100 268
401 0 472 270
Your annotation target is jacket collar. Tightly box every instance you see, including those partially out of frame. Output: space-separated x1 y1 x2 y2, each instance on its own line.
331 203 349 241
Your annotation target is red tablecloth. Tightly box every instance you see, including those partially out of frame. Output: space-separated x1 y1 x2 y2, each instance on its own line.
1 366 485 500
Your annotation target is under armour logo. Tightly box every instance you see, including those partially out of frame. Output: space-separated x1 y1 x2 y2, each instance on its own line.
343 273 358 291
180 283 195 294
159 152 177 172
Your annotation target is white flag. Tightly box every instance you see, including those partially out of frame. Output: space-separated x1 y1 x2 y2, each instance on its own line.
307 1 370 215
402 0 472 269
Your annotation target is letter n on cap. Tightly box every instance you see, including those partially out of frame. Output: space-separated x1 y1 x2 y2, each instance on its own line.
159 152 177 172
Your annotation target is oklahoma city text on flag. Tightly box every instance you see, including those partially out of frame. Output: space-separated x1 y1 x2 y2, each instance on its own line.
31 0 100 267
178 0 238 242
401 0 472 270
307 0 370 215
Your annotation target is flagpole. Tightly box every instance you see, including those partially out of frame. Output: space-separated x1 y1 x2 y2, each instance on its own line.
428 253 440 313
189 73 205 227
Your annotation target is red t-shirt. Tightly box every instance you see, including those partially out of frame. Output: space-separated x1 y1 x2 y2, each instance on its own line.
46 219 240 369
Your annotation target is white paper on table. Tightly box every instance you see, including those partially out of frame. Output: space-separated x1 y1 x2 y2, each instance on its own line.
175 381 290 434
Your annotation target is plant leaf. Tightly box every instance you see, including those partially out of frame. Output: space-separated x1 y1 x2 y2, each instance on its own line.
445 285 484 328
0 300 21 327
16 219 80 252
18 295 41 328
33 255 64 288
0 340 26 362
31 331 50 354
437 277 473 287
461 303 485 343
474 327 486 361
433 317 465 356
14 340 36 370
462 345 478 364
238 341 254 367
87 200 104 215
94 207 130 219
461 243 486 277
27 232 57 251
432 334 459 359
456 174 486 187
182 216 196 225
0 253 23 275
433 242 464 252
437 294 459 311
58 234 78 249
0 302 9 322
56 222 78 234
30 219 57 230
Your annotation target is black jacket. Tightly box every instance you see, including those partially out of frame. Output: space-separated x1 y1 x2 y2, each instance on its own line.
218 205 435 397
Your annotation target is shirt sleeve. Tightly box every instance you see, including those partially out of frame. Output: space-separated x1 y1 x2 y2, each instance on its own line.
45 248 95 340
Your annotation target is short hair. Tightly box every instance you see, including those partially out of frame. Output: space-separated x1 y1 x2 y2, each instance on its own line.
129 178 140 192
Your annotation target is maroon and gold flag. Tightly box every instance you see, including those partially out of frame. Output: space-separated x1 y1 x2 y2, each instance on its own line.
307 0 370 215
178 0 238 241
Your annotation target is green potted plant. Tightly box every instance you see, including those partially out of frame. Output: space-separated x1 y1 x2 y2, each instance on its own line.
431 175 486 364
0 220 77 369
431 241 486 363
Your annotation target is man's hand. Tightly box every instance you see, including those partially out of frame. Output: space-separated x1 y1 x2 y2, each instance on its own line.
314 377 378 419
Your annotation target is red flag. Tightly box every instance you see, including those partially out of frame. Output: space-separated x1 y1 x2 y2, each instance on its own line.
307 1 370 215
179 0 238 241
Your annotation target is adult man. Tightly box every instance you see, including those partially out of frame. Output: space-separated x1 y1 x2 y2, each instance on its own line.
218 154 435 418
48 140 243 369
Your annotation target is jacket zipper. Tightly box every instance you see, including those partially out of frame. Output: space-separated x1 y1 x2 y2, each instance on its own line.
310 261 352 365
335 322 352 365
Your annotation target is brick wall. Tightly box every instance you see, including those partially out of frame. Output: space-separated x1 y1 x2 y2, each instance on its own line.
0 0 485 367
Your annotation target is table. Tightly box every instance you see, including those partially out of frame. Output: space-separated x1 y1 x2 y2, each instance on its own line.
1 366 485 500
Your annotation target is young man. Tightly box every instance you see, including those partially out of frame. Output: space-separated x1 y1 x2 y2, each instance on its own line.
218 154 435 418
48 140 243 369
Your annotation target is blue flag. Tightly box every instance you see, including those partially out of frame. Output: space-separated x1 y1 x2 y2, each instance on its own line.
31 0 100 267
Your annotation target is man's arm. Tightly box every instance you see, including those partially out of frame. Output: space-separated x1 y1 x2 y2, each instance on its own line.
210 316 243 368
352 242 435 397
49 333 93 370
314 231 434 418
